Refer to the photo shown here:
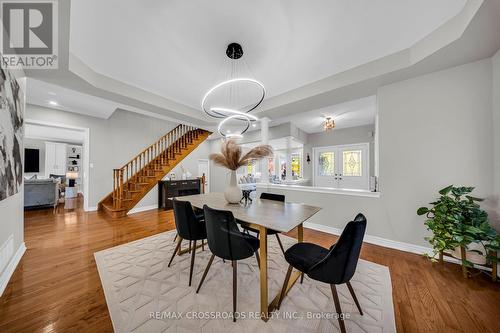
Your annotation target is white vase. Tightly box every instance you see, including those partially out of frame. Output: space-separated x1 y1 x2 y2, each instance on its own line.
224 170 241 204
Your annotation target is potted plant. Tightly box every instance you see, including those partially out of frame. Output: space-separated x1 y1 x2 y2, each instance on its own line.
417 186 500 270
210 139 273 204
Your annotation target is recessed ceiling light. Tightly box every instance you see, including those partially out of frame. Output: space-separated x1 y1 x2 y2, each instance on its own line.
252 123 256 127
48 100 58 106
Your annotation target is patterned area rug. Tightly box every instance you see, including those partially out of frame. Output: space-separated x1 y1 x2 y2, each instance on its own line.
95 230 396 333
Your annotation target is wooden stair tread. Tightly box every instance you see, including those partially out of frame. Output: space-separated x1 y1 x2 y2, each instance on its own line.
98 128 211 218
100 202 127 212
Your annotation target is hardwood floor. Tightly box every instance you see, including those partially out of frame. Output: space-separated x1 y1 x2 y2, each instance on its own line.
1 197 499 332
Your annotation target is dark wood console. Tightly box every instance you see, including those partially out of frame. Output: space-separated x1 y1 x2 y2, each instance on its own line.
158 178 202 210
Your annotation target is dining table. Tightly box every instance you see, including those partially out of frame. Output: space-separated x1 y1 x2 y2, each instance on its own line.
175 192 322 321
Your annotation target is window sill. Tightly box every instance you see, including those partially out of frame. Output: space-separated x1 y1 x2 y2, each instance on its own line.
256 183 381 198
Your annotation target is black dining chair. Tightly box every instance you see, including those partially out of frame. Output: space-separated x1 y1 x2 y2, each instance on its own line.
168 199 207 287
173 207 204 243
196 205 261 322
277 213 367 333
241 192 286 254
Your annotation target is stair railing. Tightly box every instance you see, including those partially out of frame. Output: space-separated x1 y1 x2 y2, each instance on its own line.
112 124 201 209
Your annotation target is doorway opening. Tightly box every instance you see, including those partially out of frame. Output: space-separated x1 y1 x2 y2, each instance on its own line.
198 159 210 193
24 119 91 211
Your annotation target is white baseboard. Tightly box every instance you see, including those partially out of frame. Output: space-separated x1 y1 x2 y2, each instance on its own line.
127 204 158 215
86 206 98 212
303 221 432 256
0 242 26 297
304 222 499 276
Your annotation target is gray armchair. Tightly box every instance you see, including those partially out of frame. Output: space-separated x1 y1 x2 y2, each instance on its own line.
24 178 58 210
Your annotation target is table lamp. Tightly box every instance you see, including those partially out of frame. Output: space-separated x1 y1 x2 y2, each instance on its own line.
66 171 79 187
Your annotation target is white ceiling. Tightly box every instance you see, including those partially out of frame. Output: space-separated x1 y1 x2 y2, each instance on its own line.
272 96 376 133
27 78 119 119
25 123 85 144
69 0 466 111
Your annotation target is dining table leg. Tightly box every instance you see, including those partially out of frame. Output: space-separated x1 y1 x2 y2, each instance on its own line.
268 223 304 313
297 223 303 243
259 226 268 321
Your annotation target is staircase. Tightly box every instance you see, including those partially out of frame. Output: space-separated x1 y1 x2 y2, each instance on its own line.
98 124 211 218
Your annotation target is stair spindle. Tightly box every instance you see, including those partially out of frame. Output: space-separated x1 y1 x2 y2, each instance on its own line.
176 127 180 153
183 126 187 146
104 125 209 214
179 126 182 150
113 169 116 208
174 128 177 153
119 169 124 207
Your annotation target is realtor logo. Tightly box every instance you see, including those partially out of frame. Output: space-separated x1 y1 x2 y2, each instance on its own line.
1 0 58 69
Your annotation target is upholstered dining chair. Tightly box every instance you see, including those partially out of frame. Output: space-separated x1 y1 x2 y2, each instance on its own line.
277 213 367 333
173 207 204 243
196 205 261 322
168 199 207 287
241 192 286 254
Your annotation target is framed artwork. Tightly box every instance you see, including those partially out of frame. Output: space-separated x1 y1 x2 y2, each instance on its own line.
0 63 24 201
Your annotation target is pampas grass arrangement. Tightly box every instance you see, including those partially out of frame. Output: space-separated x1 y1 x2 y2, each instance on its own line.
209 139 273 170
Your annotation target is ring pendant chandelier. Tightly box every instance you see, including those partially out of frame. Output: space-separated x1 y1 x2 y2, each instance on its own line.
201 43 265 138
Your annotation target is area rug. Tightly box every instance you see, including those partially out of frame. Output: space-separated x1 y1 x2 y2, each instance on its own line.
95 230 396 333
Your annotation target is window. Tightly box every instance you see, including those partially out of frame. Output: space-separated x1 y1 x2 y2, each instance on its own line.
291 153 301 177
268 158 274 175
318 152 335 176
342 150 362 177
246 162 253 175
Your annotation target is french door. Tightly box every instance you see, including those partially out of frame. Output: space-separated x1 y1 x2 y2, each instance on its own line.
313 143 369 190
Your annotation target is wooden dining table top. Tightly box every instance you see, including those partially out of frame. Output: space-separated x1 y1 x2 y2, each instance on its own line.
175 192 322 233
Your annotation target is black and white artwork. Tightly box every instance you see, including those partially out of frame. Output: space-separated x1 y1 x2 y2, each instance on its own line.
0 63 24 201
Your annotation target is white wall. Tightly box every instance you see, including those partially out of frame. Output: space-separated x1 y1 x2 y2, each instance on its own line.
492 49 500 230
208 139 231 193
169 141 210 181
262 59 495 247
0 75 26 295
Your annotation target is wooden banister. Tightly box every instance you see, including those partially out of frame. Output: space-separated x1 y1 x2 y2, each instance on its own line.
111 124 202 209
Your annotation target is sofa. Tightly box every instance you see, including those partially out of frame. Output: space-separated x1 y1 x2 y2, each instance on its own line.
24 178 58 209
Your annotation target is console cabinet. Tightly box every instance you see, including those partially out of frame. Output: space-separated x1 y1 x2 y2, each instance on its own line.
158 179 201 210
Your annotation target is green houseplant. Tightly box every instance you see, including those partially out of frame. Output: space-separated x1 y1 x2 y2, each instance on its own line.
417 185 500 268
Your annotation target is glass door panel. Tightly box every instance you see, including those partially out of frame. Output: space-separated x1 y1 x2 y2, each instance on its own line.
314 148 338 188
338 145 369 190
